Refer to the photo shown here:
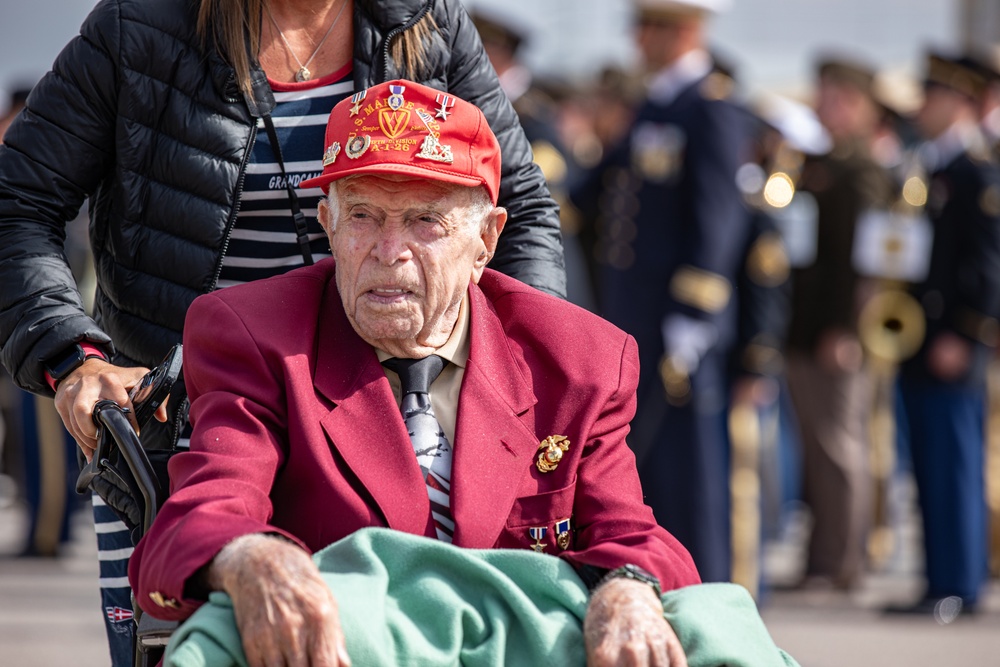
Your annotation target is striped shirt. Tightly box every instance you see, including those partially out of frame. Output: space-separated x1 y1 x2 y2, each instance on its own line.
216 65 354 288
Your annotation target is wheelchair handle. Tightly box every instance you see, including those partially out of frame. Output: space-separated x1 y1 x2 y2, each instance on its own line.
76 399 165 535
75 400 122 495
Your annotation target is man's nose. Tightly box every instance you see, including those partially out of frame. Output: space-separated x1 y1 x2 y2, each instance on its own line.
370 229 413 264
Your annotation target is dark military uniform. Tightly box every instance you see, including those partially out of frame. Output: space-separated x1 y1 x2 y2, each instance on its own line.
885 53 1000 613
784 142 892 587
896 141 1000 607
727 113 793 391
786 145 890 354
731 208 791 386
574 65 750 582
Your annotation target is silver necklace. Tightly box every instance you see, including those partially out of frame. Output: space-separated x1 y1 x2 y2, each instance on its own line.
265 0 348 82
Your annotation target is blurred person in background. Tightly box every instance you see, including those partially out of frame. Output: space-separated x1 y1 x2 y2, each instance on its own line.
727 106 793 599
869 74 922 172
572 0 751 583
469 7 596 310
886 51 1000 619
0 86 30 513
743 92 835 588
782 56 893 592
558 66 645 311
0 84 89 559
967 46 1000 581
969 47 1000 154
469 8 565 171
0 0 565 663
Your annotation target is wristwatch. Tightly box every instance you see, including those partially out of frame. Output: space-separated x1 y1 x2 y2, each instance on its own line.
597 564 662 598
43 343 107 387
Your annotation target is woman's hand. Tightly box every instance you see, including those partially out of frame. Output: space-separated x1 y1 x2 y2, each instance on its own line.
208 533 351 667
584 577 687 667
53 359 164 460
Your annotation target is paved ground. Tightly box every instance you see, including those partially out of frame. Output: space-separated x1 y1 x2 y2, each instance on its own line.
758 507 1000 667
1 489 997 667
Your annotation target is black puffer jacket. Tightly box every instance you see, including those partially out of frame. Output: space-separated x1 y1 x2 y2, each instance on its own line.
0 0 565 398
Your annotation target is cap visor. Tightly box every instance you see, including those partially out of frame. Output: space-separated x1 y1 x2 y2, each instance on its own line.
299 163 486 194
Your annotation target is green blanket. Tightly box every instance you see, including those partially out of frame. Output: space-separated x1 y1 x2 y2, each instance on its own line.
165 528 799 667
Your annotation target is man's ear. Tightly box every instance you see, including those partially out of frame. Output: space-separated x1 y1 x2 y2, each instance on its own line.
471 207 507 283
317 197 333 235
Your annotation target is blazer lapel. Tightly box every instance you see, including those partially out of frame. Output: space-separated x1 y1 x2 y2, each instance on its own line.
313 278 432 538
451 283 539 548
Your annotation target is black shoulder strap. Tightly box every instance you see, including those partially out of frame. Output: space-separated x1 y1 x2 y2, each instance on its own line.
261 113 314 266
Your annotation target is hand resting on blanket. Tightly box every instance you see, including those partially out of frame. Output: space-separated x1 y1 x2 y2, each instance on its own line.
206 533 688 667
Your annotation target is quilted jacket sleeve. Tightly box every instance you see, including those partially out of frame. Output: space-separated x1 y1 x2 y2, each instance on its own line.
0 0 119 394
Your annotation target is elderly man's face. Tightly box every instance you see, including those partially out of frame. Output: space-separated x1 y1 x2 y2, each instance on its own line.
319 174 506 357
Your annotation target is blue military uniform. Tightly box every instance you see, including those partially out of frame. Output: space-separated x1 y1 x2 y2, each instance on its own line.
890 54 1000 615
574 59 751 582
897 139 1000 608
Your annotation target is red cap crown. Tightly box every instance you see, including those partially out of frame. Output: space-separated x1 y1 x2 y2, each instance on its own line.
300 80 501 204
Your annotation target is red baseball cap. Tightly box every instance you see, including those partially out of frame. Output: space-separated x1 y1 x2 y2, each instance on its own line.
300 80 501 204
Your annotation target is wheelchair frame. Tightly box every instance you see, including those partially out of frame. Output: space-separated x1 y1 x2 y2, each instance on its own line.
85 399 176 666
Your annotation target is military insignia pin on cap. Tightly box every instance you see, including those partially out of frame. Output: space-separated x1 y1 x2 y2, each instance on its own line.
300 79 502 204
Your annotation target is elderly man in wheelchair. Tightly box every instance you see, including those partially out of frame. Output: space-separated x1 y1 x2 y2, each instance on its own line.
92 81 797 667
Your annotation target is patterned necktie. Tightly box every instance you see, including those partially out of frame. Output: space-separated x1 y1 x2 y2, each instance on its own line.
382 355 455 542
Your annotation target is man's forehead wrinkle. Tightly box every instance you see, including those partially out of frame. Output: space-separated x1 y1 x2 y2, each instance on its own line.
340 197 452 219
339 188 465 220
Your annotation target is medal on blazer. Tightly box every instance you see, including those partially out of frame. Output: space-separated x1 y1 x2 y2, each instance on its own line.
528 526 548 552
536 435 570 473
555 517 572 550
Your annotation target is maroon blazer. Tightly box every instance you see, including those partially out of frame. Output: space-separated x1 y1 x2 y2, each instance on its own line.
130 262 699 620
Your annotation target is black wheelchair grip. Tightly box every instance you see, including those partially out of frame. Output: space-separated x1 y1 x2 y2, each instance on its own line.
88 399 164 535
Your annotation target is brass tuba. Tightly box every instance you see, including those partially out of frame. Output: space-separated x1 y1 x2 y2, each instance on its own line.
858 160 931 566
857 286 926 365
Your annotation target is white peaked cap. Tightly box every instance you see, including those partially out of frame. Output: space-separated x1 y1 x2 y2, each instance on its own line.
754 92 832 156
635 0 733 16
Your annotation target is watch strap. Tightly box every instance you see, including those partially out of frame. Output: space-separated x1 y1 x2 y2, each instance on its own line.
596 563 662 598
44 342 109 391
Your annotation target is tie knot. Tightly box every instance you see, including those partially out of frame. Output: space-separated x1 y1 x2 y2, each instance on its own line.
382 355 447 395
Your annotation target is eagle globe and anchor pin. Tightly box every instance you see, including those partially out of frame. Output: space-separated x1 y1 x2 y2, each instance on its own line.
535 434 570 473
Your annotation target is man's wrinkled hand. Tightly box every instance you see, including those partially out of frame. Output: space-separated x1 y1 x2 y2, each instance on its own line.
584 578 687 667
53 359 162 461
208 534 351 667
